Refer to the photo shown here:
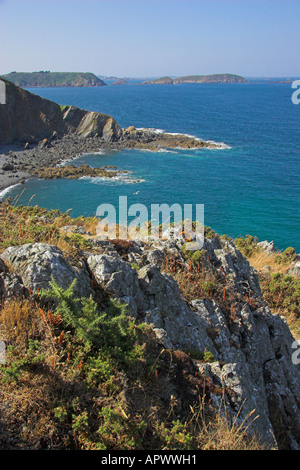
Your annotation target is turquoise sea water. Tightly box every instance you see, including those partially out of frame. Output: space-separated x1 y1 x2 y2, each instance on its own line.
3 83 300 251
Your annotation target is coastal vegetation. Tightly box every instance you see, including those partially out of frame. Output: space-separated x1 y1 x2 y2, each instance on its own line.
0 201 266 450
1 72 106 88
235 235 300 337
0 201 299 449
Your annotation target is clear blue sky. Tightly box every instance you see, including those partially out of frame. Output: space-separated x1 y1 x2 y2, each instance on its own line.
1 0 299 77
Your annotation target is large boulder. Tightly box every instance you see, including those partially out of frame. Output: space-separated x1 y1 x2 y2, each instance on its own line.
0 243 92 297
138 265 215 352
0 258 25 303
86 254 145 316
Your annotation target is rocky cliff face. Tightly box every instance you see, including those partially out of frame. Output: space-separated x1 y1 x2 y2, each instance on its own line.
1 230 299 449
0 79 122 144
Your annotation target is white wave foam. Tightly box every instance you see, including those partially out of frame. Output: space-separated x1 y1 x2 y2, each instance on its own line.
140 148 177 154
136 128 231 149
136 127 165 134
0 183 21 200
167 131 201 140
58 149 109 167
79 173 145 185
206 140 232 149
84 149 108 155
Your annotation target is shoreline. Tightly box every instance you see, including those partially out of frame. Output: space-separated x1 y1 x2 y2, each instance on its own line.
0 128 225 195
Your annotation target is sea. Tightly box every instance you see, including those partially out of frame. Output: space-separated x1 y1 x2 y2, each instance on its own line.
2 82 300 251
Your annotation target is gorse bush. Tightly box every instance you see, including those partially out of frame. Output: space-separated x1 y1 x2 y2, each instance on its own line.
235 234 258 257
274 247 297 265
40 277 147 367
1 339 44 384
261 273 300 319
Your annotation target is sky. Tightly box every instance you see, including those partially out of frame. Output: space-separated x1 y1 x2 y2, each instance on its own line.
0 0 299 77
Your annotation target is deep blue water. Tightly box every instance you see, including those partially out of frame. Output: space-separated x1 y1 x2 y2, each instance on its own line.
3 83 300 251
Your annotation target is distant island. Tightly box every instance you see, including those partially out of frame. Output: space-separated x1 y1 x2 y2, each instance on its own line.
143 74 247 84
112 78 128 85
1 71 106 87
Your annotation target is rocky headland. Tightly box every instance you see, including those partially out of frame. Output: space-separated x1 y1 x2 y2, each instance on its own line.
1 72 106 88
0 79 219 192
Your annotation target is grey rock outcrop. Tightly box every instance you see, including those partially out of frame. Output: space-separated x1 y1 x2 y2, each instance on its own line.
1 235 300 449
0 243 92 297
0 258 25 302
84 236 300 449
257 240 275 253
87 253 144 316
288 261 300 278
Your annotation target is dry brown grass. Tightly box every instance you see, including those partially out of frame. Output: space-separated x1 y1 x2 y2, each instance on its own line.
245 251 290 275
0 299 43 351
162 252 259 333
196 410 267 450
0 295 268 450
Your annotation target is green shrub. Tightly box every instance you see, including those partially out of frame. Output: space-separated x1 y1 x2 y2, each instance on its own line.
235 234 258 257
40 277 146 368
266 273 300 318
274 247 296 265
1 340 44 384
154 420 194 450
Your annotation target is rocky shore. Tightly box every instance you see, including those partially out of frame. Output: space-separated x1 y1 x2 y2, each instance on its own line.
0 78 222 194
0 127 219 193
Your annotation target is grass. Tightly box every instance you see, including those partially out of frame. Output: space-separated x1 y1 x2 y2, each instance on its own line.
0 271 266 450
163 248 253 333
0 199 98 255
0 202 281 449
235 235 300 338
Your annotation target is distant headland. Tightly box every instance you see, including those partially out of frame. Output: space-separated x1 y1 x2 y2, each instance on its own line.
0 71 106 88
142 74 247 85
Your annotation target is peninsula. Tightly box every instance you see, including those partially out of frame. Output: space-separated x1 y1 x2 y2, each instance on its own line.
1 71 106 88
0 79 219 191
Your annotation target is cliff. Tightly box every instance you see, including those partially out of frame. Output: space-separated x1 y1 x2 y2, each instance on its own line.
143 74 247 84
0 78 121 144
1 72 106 88
0 203 299 450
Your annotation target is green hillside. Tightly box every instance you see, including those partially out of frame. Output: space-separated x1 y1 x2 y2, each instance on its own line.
1 71 106 87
